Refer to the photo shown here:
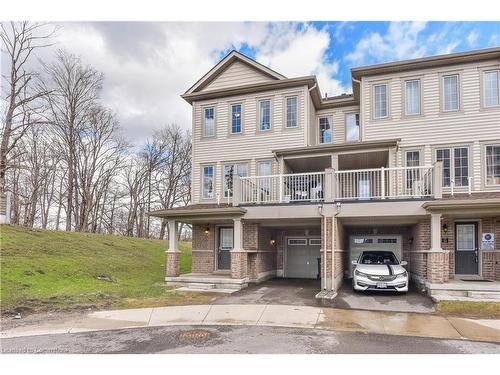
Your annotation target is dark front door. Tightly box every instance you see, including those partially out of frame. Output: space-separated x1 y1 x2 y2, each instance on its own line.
217 227 233 270
455 222 479 275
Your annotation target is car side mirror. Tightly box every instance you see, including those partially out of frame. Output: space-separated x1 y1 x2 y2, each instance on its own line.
351 260 358 265
400 261 408 266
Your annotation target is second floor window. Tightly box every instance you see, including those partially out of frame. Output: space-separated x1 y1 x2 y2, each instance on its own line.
443 74 459 111
345 113 359 142
202 165 214 199
405 79 421 115
319 116 332 144
486 144 500 186
231 103 242 133
203 107 215 137
259 100 271 131
436 147 469 187
484 70 500 108
223 163 248 197
286 96 298 128
373 84 388 119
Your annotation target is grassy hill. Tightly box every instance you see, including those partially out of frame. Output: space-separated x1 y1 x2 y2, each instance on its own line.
0 225 211 315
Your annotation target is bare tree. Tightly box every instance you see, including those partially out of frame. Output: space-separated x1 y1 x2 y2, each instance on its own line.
43 50 103 231
0 22 55 223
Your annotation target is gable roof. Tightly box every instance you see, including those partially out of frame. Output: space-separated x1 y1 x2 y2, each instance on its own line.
184 50 286 95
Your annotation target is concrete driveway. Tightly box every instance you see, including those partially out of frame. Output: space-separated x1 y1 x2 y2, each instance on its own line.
215 278 434 314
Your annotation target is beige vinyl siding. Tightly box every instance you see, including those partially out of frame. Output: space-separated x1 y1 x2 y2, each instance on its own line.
314 105 360 145
201 61 276 92
360 59 500 193
192 85 309 203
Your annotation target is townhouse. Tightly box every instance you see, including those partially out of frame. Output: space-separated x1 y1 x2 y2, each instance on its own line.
151 47 500 298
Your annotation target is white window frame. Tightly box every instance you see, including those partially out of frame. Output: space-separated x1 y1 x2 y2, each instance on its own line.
309 238 321 246
285 95 298 128
222 162 249 197
230 103 243 134
442 74 460 112
258 99 272 131
483 70 500 108
202 106 215 137
345 113 360 142
484 143 500 187
318 116 333 144
404 79 421 116
201 164 215 200
435 146 470 188
288 238 307 246
373 83 389 119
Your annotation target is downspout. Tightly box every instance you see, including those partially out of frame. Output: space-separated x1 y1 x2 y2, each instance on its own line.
331 207 340 293
318 205 327 290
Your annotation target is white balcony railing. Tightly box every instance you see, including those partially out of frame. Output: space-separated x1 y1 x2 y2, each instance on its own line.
239 172 325 204
334 165 435 200
235 164 439 205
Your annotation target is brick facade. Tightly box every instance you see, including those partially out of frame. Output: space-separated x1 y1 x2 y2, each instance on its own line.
166 251 181 277
230 251 248 279
192 224 216 273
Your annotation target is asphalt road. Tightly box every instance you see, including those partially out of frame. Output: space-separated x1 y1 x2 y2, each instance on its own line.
2 325 499 354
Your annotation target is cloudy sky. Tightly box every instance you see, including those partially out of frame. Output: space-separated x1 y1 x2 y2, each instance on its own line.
21 21 500 143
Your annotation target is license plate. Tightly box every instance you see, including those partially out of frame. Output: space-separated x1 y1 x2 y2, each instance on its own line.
376 282 387 288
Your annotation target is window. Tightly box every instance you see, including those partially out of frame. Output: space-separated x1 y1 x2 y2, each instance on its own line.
484 70 500 108
223 163 248 197
405 79 421 115
318 116 332 144
436 149 451 187
443 74 459 111
406 151 420 189
436 147 469 187
288 238 307 245
486 144 500 186
345 113 360 142
285 96 298 128
454 148 469 187
231 103 242 134
202 165 214 199
309 239 322 245
259 100 271 130
373 84 388 119
203 107 215 137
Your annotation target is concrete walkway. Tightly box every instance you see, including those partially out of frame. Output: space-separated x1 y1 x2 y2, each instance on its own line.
2 304 499 343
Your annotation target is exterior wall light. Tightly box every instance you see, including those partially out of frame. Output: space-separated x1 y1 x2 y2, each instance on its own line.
442 224 448 234
204 226 210 234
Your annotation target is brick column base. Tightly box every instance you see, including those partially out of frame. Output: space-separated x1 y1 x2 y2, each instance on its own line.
166 251 181 277
231 251 248 279
426 251 450 283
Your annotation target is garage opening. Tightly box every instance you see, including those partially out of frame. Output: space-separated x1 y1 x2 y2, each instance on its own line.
285 237 321 279
347 235 402 277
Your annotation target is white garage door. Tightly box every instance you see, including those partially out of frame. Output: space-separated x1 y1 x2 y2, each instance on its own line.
285 238 321 279
348 235 402 277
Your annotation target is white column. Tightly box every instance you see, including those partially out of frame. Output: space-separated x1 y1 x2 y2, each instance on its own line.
430 213 442 251
168 220 178 252
233 218 243 252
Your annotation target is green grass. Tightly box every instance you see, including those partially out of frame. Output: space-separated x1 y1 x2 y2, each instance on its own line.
436 300 500 319
0 225 212 315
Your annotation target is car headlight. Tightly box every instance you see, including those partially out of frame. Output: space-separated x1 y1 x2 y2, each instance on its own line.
354 269 368 277
396 271 408 279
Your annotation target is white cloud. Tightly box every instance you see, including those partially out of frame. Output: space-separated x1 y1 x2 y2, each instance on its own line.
345 22 428 66
32 22 349 144
466 30 479 47
255 23 349 97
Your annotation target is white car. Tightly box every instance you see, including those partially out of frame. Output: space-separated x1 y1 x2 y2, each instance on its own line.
352 250 409 293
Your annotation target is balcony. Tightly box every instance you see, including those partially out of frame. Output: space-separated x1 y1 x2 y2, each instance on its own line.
234 164 442 205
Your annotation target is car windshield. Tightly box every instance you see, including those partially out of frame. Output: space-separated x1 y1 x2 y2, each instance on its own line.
360 251 399 265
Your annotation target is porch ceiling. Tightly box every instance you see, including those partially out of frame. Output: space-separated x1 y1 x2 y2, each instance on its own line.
338 150 388 170
285 155 331 173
